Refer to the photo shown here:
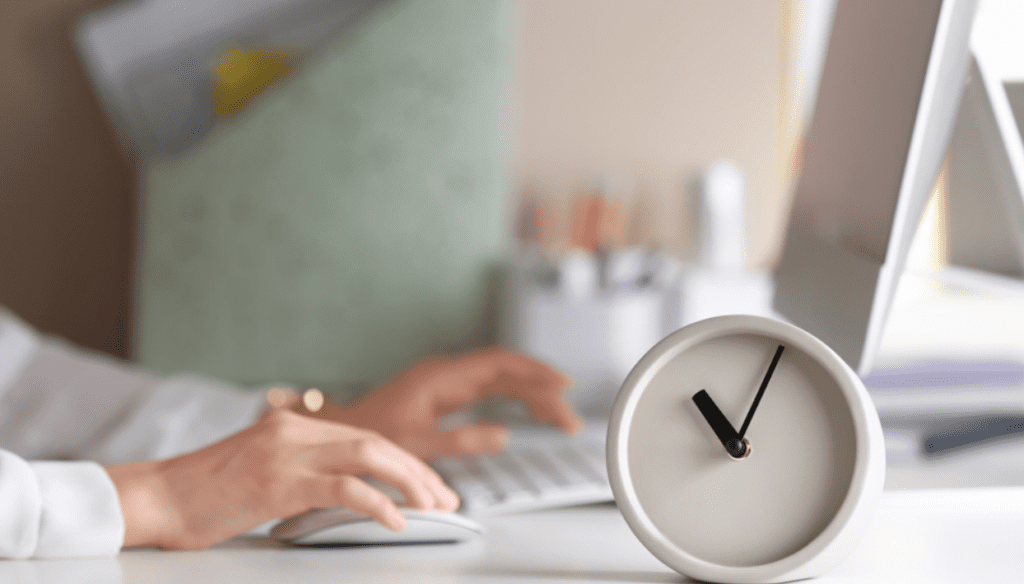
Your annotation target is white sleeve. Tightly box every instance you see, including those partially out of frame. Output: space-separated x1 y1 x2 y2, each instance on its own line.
0 307 268 464
0 450 123 559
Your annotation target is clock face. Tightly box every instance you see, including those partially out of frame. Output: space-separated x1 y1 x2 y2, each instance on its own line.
608 316 884 583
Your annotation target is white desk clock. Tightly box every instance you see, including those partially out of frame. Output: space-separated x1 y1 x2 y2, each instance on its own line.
606 315 885 583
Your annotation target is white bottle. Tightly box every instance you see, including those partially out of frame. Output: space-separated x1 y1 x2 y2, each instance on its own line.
698 160 747 270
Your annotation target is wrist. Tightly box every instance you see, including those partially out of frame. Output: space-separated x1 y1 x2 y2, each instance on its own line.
106 461 174 549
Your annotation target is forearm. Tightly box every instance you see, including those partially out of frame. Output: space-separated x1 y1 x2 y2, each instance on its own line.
105 461 174 549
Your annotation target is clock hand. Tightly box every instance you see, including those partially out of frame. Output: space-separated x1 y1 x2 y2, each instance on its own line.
692 390 747 458
737 344 785 440
691 345 785 459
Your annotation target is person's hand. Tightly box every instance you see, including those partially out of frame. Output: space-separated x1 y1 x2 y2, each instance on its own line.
324 349 581 458
105 409 459 551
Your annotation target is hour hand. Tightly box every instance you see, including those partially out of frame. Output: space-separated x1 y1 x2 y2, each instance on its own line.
692 390 747 458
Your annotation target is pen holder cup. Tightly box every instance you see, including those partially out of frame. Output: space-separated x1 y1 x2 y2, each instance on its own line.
508 285 666 418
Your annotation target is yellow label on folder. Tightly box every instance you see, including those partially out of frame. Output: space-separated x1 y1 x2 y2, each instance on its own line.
214 48 297 115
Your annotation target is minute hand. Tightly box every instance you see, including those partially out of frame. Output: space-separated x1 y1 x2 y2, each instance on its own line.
738 344 785 439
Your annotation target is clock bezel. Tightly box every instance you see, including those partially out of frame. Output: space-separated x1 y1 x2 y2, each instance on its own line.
607 315 885 584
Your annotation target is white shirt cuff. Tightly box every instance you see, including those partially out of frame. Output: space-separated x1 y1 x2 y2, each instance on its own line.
30 461 125 558
0 451 123 559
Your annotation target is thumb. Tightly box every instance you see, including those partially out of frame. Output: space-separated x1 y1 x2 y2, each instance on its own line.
411 423 510 457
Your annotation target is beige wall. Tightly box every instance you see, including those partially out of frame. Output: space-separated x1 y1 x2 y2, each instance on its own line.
0 0 138 358
512 0 791 267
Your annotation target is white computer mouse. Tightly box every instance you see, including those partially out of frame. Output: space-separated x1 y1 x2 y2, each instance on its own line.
270 507 486 546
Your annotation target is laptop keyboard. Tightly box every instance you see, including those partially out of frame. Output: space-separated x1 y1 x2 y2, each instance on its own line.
431 432 613 516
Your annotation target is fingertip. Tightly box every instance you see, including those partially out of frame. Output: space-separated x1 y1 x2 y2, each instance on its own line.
423 469 461 512
538 371 573 395
439 487 460 512
384 507 408 532
532 362 571 389
563 413 584 435
537 360 571 387
455 425 509 454
394 477 435 512
549 408 582 435
411 489 436 511
487 426 510 451
552 370 573 388
534 398 583 435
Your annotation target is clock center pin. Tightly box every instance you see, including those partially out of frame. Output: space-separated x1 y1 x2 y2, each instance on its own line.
726 437 751 460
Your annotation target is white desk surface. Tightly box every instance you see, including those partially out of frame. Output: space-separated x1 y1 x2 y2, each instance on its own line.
2 481 1021 584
